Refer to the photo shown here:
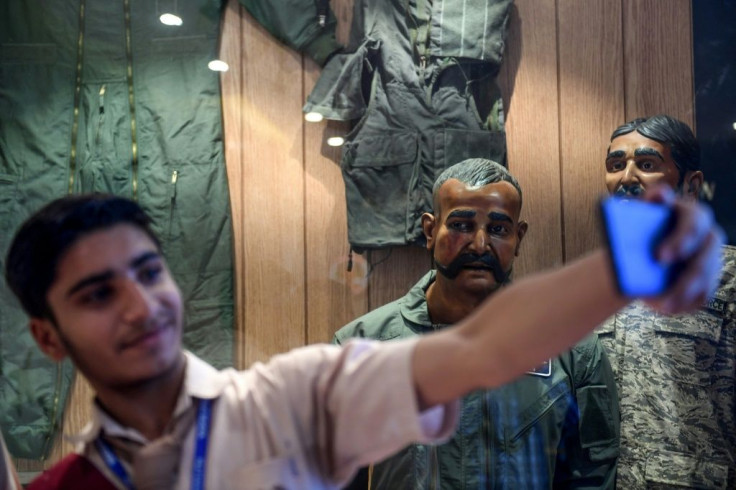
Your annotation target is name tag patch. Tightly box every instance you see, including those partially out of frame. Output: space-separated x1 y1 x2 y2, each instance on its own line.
526 358 552 377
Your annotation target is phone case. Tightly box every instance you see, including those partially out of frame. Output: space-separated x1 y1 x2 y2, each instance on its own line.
600 197 676 297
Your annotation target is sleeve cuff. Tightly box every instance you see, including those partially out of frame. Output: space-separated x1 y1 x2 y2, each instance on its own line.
303 28 342 66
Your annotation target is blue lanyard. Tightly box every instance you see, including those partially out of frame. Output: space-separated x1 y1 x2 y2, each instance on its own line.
95 398 214 490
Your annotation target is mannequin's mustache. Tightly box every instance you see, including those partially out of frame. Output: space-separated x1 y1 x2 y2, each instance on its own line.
613 184 644 197
435 252 508 284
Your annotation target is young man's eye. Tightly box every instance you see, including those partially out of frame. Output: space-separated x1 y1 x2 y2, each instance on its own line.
639 161 654 171
80 286 113 305
606 160 625 172
139 264 163 284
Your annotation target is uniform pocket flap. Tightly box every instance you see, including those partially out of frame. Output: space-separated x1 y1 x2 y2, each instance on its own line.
350 131 418 168
653 310 722 343
645 450 728 488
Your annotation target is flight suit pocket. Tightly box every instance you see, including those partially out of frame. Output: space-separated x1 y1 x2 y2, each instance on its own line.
652 310 722 386
342 131 419 248
577 385 619 461
644 450 728 489
508 377 571 444
228 455 308 489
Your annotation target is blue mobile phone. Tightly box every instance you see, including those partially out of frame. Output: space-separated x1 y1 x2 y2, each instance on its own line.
600 197 677 297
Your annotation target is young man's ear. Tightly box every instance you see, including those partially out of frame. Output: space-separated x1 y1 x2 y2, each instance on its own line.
515 220 528 256
683 170 704 200
421 212 437 251
29 318 68 361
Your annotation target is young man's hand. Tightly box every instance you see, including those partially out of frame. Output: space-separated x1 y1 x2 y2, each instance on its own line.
643 185 725 314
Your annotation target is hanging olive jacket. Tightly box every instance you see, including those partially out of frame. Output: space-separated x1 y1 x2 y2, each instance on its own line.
305 0 512 250
0 0 339 460
334 272 620 489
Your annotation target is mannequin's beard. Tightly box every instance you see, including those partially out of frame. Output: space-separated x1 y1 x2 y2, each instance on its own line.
434 252 511 285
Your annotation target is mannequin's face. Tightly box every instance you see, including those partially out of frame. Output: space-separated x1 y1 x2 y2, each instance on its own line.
605 131 681 196
605 131 701 198
423 179 526 297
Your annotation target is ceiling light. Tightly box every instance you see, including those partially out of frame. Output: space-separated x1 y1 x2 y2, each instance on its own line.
304 112 324 123
160 13 183 26
327 136 345 147
207 60 229 72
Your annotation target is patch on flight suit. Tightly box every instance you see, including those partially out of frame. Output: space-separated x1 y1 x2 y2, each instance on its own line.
526 358 552 377
703 296 727 315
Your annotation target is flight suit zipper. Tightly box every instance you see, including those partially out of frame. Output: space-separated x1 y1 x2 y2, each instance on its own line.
169 170 179 239
68 0 87 194
483 392 492 489
429 444 439 490
94 84 106 147
123 0 139 200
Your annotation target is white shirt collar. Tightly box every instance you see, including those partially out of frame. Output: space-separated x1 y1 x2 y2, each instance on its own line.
67 351 228 450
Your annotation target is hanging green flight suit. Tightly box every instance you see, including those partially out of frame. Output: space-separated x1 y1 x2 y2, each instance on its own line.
0 0 339 460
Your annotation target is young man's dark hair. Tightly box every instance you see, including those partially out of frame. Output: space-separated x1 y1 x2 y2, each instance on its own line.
610 114 701 178
5 193 161 321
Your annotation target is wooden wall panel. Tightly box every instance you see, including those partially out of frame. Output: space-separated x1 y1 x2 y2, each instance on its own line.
220 0 246 367
623 0 694 125
503 0 563 277
368 247 431 310
558 0 624 261
303 62 369 344
235 10 307 365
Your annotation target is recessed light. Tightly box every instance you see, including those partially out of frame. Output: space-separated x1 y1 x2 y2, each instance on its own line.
160 13 183 26
304 112 324 123
207 60 229 72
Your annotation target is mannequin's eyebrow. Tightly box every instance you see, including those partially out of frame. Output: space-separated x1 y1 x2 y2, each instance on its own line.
488 212 512 223
447 210 476 220
634 147 664 160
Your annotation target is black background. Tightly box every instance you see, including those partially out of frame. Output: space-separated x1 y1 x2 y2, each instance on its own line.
693 0 736 245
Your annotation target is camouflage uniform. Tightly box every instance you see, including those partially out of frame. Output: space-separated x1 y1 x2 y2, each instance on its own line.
596 245 736 489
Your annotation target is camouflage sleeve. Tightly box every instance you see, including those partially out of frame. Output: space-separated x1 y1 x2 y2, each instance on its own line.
555 336 620 489
714 247 736 471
